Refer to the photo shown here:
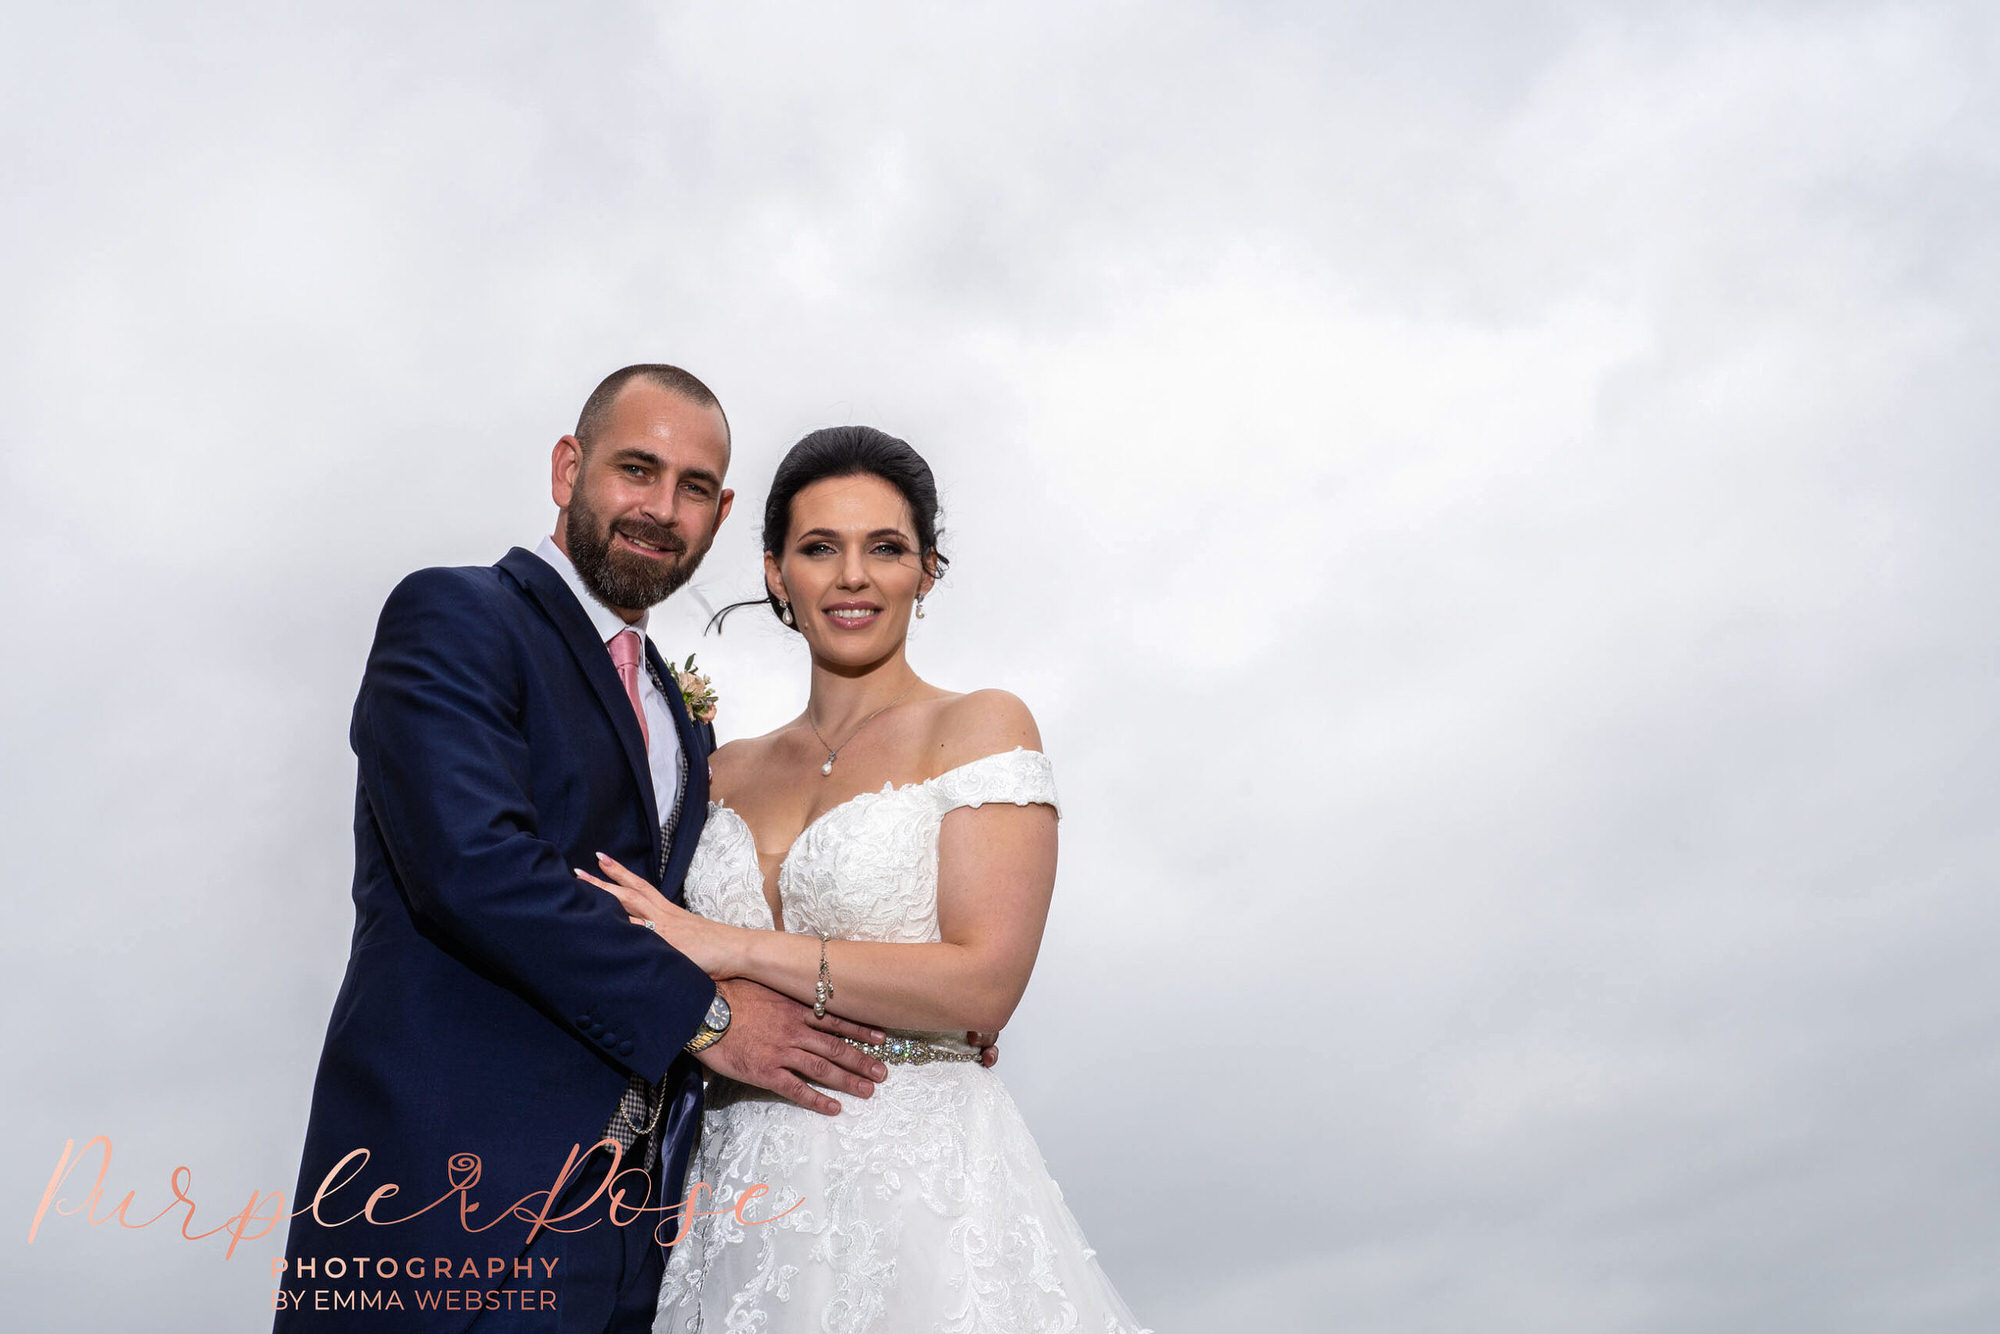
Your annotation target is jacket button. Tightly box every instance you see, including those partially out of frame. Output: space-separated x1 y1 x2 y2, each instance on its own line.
618 1040 635 1056
602 1030 619 1045
577 1013 593 1026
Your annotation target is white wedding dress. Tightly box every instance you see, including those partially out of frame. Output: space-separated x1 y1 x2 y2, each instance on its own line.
654 747 1151 1334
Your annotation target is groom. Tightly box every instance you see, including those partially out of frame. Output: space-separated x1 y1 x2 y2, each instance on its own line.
276 366 891 1332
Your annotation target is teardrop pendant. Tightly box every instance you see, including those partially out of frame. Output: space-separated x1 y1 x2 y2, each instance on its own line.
821 758 835 776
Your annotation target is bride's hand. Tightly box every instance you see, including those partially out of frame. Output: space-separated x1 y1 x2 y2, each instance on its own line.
575 852 743 978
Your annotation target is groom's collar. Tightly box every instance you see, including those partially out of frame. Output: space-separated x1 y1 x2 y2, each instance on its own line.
531 534 653 652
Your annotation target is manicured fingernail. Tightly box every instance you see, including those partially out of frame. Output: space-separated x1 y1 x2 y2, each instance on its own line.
871 1030 886 1042
859 1081 874 1095
873 1064 888 1080
595 851 609 861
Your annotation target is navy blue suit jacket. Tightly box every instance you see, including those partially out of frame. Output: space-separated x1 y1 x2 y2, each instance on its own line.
277 547 716 1329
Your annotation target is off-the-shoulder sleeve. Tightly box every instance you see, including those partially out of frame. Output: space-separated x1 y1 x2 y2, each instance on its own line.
929 746 1060 819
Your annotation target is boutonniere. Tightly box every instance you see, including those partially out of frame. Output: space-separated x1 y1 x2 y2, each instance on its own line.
675 653 718 724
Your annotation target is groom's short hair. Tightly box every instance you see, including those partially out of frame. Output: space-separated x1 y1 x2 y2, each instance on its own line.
574 364 729 455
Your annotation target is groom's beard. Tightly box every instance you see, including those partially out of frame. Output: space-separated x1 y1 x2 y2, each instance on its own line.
566 489 710 610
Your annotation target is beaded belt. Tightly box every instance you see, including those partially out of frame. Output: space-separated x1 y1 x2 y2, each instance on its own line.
843 1034 981 1065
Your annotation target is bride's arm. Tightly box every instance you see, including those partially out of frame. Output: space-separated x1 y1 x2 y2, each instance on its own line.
752 798 1055 1033
581 797 1056 1034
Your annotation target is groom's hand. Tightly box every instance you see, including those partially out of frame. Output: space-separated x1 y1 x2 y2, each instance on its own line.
695 978 889 1116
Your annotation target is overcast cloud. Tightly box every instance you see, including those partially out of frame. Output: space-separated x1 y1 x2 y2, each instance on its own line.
3 3 1997 1331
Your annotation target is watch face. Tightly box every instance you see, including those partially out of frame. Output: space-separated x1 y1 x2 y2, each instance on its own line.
707 994 731 1028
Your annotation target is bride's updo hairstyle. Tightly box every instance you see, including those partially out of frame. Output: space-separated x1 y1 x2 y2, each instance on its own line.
709 425 949 633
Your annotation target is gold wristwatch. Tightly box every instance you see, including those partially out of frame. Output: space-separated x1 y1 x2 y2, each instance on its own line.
684 992 731 1054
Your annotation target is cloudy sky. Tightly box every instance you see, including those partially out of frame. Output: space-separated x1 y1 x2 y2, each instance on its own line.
4 2 1997 1330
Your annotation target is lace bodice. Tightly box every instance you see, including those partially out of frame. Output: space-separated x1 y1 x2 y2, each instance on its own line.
684 746 1060 944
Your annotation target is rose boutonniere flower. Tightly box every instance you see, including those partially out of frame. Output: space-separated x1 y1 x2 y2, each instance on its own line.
675 653 718 724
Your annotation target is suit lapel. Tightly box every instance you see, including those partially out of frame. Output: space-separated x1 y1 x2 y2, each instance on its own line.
645 637 710 901
497 548 663 865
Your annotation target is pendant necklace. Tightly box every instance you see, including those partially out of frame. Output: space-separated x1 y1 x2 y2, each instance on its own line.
809 680 917 776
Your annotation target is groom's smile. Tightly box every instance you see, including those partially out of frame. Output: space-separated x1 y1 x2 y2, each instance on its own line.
616 529 680 558
609 512 690 568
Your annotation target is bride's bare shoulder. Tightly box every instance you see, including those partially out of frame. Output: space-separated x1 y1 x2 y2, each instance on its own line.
929 688 1043 771
708 727 796 795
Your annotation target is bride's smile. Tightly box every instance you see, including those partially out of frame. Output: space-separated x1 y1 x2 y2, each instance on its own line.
822 600 882 629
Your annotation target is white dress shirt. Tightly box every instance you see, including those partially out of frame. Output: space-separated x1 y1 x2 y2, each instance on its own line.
532 534 684 828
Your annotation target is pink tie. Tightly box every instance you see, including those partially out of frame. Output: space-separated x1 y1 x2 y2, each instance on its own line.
608 629 650 749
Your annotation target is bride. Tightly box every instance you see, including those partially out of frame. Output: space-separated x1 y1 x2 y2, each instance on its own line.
575 426 1151 1333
